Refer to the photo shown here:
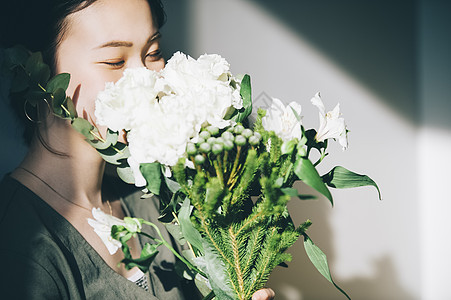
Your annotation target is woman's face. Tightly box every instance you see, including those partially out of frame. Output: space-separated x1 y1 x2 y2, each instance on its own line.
56 0 164 127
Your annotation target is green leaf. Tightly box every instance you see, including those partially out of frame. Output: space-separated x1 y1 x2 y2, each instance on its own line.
178 198 204 255
46 73 70 93
202 242 235 300
4 45 29 67
87 129 119 150
65 97 78 119
165 223 187 245
165 176 181 193
25 52 43 73
10 67 29 93
117 165 135 184
97 142 129 165
294 156 333 205
281 187 316 200
51 88 66 116
140 162 163 195
71 117 95 140
303 235 351 300
121 242 160 273
322 166 381 200
24 90 48 106
235 74 252 123
25 52 49 86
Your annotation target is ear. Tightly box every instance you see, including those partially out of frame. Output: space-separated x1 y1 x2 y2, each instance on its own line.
71 84 81 108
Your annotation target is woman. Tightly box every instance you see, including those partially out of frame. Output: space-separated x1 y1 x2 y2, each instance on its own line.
0 0 274 299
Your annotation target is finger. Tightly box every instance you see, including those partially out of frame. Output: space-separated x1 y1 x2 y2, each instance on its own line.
252 288 275 300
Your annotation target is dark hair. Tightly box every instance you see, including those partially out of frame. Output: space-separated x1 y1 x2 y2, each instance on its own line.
0 0 166 145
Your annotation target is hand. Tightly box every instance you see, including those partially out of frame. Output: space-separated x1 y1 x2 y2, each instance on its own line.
252 288 275 300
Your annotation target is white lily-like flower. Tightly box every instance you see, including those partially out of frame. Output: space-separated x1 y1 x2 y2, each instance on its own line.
261 98 303 142
311 92 348 150
88 208 126 255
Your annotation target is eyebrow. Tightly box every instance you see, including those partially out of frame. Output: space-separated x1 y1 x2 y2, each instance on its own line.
94 31 161 49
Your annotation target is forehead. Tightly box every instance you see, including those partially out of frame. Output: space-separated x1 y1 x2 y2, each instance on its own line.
64 0 155 48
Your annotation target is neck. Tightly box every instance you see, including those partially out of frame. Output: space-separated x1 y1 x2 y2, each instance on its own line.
19 123 107 210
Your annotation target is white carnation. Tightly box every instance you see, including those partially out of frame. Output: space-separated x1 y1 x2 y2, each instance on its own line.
95 67 166 132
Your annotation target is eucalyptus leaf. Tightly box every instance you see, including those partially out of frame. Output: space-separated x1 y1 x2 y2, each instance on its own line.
4 45 29 67
140 162 163 195
322 166 381 200
87 129 119 150
97 142 129 165
25 52 43 74
65 97 78 119
303 235 351 300
294 156 333 205
46 73 70 93
30 62 50 86
51 88 66 116
117 165 135 184
178 198 204 254
71 117 95 140
24 90 48 106
10 67 29 93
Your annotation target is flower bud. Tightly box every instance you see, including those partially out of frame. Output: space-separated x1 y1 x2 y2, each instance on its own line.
199 142 211 153
212 143 224 155
235 135 247 146
199 131 211 140
234 124 244 134
215 137 225 145
207 137 216 145
221 131 234 141
197 137 206 145
242 128 253 138
223 140 234 151
248 135 260 146
206 126 220 136
186 142 197 155
194 154 206 164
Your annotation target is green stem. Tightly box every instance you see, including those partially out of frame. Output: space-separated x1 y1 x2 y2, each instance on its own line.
142 221 207 278
202 290 215 300
227 146 241 186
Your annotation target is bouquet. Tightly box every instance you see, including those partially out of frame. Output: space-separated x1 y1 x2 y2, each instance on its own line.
4 47 380 300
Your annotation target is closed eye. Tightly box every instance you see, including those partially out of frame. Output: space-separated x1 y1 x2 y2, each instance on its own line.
102 60 125 69
145 49 162 62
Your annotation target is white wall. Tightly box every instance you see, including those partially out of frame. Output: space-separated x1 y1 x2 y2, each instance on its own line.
419 1 451 299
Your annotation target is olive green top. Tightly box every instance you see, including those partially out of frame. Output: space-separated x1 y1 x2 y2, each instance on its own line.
0 175 196 299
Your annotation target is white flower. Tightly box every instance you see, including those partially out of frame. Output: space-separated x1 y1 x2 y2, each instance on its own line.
95 67 167 132
311 92 348 150
261 98 303 142
88 208 126 255
95 53 243 186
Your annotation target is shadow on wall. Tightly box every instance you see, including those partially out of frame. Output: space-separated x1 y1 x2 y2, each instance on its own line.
160 1 192 61
247 0 418 126
266 183 416 300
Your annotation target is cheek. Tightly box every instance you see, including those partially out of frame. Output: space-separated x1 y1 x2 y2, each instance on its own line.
67 70 122 121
